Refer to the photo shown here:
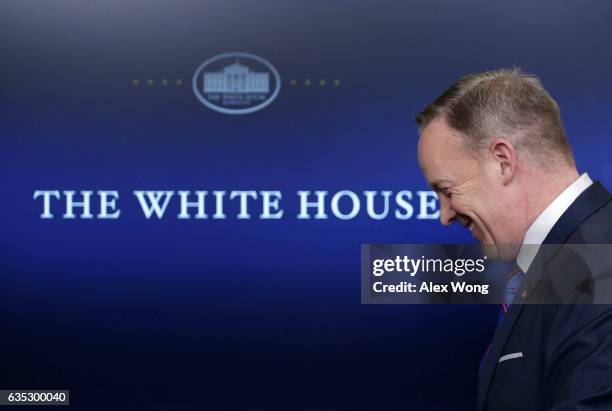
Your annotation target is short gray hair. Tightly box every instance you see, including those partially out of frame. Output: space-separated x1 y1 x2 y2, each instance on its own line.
415 68 574 166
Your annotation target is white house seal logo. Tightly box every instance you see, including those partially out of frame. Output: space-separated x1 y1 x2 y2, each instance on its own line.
192 52 281 115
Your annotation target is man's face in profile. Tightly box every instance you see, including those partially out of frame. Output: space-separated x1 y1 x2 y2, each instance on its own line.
417 118 515 259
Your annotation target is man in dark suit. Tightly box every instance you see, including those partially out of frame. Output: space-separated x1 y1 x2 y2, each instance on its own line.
415 68 612 410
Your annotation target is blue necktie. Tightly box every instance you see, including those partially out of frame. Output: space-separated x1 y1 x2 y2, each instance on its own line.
501 266 525 314
480 265 525 371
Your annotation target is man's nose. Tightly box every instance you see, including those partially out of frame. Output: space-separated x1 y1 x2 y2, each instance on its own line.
439 196 456 226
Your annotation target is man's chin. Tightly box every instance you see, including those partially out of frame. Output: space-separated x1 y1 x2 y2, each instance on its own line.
479 243 521 261
480 243 500 260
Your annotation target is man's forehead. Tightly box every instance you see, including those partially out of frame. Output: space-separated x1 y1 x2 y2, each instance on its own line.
418 118 466 186
419 117 461 147
418 121 447 163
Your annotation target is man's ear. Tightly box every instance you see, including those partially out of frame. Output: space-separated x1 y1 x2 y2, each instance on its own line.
489 139 517 185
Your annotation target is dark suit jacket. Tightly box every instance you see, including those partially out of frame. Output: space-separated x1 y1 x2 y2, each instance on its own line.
478 181 612 411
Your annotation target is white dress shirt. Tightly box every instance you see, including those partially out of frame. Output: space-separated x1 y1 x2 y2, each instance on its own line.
516 173 593 273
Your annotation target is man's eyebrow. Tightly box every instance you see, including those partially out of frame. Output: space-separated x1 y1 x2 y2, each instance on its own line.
428 180 452 192
428 181 441 191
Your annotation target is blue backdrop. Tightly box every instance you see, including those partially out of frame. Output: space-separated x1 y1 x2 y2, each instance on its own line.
1 1 611 410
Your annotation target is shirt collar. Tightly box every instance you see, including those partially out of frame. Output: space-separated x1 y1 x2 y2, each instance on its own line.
516 173 593 272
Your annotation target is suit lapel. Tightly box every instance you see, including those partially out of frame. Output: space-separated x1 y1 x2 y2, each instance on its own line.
477 181 610 411
477 302 525 411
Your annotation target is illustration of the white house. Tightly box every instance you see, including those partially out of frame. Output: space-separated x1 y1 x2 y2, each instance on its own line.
203 60 269 93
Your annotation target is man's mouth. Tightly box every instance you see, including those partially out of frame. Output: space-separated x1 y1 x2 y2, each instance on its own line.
460 219 473 230
467 222 478 240
458 216 477 238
